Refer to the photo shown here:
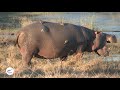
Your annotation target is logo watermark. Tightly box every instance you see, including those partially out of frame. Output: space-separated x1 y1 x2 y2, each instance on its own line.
6 67 14 75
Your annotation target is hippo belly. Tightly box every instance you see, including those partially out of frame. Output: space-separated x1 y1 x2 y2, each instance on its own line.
38 48 59 59
36 37 64 59
36 34 77 59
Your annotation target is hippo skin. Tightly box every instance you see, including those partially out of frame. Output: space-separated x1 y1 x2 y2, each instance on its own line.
15 21 117 68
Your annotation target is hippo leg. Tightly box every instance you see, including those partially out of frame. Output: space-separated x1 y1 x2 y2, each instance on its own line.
21 50 33 68
73 53 83 60
15 47 34 73
59 56 68 73
73 43 86 60
60 56 68 61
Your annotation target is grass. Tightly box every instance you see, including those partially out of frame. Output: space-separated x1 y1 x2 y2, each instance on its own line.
0 12 120 78
0 43 119 78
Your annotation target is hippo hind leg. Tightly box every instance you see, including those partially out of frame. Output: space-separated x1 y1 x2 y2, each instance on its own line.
21 49 33 68
15 47 34 73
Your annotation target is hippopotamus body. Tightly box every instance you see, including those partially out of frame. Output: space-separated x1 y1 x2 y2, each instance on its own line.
15 21 117 68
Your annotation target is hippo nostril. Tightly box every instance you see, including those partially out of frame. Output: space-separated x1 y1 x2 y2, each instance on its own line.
107 41 110 43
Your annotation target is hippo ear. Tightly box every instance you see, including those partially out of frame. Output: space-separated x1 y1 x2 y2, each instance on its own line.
95 31 101 34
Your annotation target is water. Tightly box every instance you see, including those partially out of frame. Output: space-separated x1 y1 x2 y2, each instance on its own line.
31 12 120 41
32 12 120 31
84 54 120 62
104 54 120 61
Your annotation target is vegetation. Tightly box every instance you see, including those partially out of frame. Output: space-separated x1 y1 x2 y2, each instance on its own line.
0 44 119 78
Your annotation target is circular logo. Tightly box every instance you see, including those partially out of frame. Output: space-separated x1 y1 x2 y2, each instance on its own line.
6 67 14 75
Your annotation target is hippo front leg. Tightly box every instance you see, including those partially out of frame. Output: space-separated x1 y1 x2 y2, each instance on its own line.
59 56 68 72
73 53 83 60
73 43 86 60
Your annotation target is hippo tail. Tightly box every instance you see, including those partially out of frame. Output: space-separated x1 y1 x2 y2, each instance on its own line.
14 31 20 48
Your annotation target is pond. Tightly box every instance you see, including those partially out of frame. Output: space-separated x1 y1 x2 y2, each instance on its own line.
104 54 120 61
31 12 120 31
31 12 120 41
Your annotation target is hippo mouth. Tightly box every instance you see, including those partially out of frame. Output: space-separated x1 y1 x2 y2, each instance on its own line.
96 50 109 57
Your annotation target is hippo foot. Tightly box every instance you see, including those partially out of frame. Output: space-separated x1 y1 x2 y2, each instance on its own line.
73 53 83 60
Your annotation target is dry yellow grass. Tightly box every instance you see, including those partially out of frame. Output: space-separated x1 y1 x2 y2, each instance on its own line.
0 44 119 78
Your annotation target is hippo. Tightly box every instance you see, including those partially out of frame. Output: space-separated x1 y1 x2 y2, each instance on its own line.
15 21 117 70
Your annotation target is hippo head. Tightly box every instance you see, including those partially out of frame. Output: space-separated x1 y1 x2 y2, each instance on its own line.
92 31 117 57
106 34 117 43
